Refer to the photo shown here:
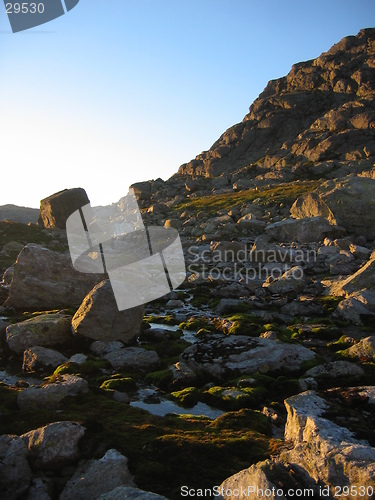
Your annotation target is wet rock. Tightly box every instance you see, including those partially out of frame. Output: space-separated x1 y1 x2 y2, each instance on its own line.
59 449 135 500
6 313 72 354
165 299 184 309
22 346 68 372
104 347 160 371
0 434 32 500
37 187 89 229
21 421 85 469
17 374 89 410
72 280 144 343
4 244 101 309
266 217 344 244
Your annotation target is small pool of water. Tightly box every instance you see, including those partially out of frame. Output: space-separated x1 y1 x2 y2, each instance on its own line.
130 399 224 419
130 386 224 419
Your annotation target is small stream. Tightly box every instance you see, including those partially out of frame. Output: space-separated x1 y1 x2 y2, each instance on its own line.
148 322 197 344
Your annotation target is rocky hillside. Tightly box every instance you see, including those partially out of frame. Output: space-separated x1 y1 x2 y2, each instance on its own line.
132 27 375 202
0 29 375 500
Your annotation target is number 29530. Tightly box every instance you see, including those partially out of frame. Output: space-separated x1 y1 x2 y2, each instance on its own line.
5 3 45 14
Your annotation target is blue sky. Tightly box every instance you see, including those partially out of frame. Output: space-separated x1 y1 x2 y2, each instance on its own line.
0 0 374 208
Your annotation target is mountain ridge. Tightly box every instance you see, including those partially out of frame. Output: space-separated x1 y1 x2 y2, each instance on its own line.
131 27 375 204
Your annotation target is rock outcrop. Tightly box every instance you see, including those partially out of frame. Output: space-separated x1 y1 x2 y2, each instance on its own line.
220 388 375 500
151 28 375 198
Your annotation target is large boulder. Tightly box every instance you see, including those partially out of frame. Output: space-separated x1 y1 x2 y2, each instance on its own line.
180 335 315 379
4 244 101 309
21 421 85 469
37 188 89 229
265 217 344 243
59 449 135 500
72 280 144 343
0 435 32 500
290 191 336 222
17 374 88 410
6 313 72 354
291 177 375 239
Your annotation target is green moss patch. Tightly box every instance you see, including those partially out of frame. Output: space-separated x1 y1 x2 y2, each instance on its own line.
100 377 137 393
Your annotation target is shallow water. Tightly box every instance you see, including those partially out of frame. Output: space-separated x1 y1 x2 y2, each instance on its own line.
130 399 224 419
130 386 224 419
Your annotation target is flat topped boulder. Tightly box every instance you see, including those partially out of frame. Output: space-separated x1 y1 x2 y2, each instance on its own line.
180 335 315 379
37 187 89 229
6 313 72 354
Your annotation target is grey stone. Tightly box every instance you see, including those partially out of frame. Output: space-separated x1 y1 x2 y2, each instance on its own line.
104 347 160 371
303 361 365 380
266 217 344 244
180 335 315 379
6 313 72 354
4 244 101 309
59 449 135 500
72 280 144 343
22 346 68 372
21 421 85 469
0 434 32 500
343 336 375 361
17 374 89 410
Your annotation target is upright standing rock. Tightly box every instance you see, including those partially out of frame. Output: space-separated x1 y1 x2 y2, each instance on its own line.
37 188 89 229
